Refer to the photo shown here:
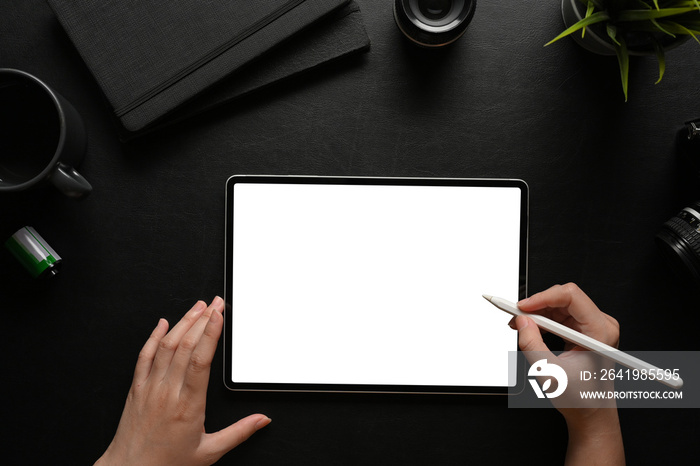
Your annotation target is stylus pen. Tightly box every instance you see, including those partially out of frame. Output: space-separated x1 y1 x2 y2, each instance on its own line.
482 294 684 390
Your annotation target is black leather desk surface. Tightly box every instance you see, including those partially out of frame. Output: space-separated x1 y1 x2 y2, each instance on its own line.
2 1 699 464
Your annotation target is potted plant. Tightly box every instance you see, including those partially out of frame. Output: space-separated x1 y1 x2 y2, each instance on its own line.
547 0 700 100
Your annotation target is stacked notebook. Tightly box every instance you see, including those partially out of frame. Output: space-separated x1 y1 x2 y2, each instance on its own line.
47 0 370 140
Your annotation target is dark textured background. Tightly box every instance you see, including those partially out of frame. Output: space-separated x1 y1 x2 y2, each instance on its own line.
1 1 699 464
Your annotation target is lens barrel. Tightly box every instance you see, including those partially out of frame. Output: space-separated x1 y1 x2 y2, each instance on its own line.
394 0 477 47
678 119 700 179
656 201 700 284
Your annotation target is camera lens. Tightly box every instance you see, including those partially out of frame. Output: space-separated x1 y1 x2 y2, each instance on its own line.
394 0 477 47
656 201 700 284
418 0 452 21
678 119 700 178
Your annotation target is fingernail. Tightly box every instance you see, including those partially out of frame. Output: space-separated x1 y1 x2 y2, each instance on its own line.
193 301 207 314
209 307 222 323
517 297 530 307
211 296 224 309
154 318 168 333
255 416 271 430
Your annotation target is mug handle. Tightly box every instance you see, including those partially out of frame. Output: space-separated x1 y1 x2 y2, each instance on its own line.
51 163 93 199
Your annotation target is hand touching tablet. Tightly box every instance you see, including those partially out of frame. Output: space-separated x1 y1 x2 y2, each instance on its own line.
95 298 270 466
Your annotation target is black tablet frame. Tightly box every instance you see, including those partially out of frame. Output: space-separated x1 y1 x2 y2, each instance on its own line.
224 175 528 394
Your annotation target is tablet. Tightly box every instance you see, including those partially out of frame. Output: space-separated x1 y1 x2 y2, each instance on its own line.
224 176 528 394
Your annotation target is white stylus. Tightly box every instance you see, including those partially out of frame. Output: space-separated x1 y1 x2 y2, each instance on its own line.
482 294 684 390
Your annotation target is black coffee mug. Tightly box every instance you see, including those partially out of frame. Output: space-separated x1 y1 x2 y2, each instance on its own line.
0 68 92 198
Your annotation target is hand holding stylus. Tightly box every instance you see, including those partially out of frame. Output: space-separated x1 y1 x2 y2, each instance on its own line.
484 290 682 390
501 283 626 466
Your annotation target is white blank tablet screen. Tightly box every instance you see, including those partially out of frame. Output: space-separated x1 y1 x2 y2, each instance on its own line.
231 183 521 388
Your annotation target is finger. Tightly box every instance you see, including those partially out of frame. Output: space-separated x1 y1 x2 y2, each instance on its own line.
596 313 620 348
508 315 550 335
133 318 169 385
150 301 207 380
181 305 224 402
536 283 616 344
518 283 600 325
201 414 271 463
519 284 620 348
515 315 556 365
517 284 568 312
167 297 223 386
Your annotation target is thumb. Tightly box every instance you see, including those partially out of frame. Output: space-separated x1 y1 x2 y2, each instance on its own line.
201 414 271 462
515 315 555 364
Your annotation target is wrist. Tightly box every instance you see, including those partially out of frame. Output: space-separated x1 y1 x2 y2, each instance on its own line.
94 455 112 466
94 444 125 466
564 407 621 440
563 408 625 465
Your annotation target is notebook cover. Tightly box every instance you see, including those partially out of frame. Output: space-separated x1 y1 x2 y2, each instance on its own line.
46 0 349 133
126 2 370 140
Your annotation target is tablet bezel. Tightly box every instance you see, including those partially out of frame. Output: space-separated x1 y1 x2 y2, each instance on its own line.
224 175 528 394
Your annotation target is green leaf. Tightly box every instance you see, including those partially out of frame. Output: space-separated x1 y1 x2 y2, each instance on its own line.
617 7 698 21
661 1 700 7
662 20 700 43
582 1 597 38
651 17 678 35
652 39 666 83
629 19 700 33
611 33 630 101
675 0 700 8
581 0 604 10
546 11 611 46
607 23 622 45
633 0 653 9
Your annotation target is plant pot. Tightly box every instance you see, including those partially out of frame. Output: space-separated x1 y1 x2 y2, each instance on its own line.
561 0 616 55
560 0 689 56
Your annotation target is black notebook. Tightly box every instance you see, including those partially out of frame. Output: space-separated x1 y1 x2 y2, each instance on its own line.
47 0 369 138
154 3 369 139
